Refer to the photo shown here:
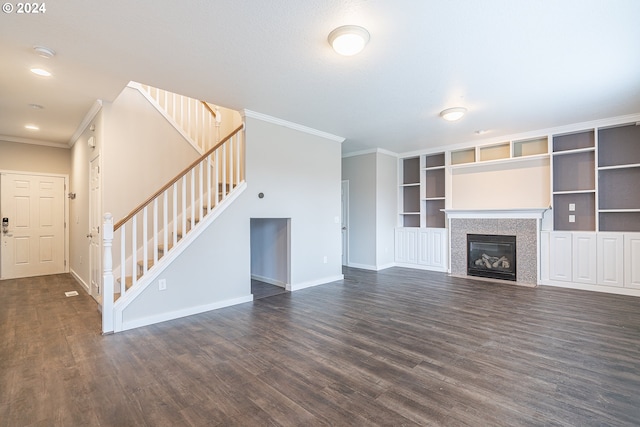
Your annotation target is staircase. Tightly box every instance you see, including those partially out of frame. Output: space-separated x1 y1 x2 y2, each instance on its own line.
101 85 245 334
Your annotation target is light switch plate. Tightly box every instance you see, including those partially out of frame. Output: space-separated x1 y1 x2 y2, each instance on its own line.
569 215 576 223
569 203 575 211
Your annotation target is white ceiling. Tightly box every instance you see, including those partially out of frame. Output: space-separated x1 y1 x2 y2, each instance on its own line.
1 0 639 155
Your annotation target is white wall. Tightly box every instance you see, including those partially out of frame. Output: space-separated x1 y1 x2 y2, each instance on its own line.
376 152 397 268
69 112 103 289
342 153 377 268
250 218 289 288
101 87 201 221
120 114 343 328
451 157 550 209
341 151 397 270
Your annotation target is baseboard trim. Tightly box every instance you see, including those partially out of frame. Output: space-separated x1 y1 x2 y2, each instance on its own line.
539 280 640 298
394 262 448 273
251 274 287 288
120 294 254 332
290 274 344 292
346 262 395 271
69 269 90 293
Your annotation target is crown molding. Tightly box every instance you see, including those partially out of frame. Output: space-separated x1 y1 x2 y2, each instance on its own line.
342 147 398 158
0 134 69 149
242 109 345 143
68 99 103 147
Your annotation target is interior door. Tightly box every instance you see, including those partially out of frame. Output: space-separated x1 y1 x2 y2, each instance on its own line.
89 156 101 300
1 172 65 279
341 180 349 266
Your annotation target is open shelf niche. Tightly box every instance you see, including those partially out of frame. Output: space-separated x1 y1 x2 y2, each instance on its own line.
422 152 445 228
551 130 596 231
597 123 640 231
399 156 420 227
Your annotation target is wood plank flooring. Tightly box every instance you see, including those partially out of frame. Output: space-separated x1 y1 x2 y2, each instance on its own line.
2 267 640 426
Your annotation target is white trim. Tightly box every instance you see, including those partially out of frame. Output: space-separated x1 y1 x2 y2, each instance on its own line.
342 148 399 158
397 112 640 159
120 295 254 331
251 274 287 288
0 134 69 149
68 100 103 147
394 262 448 272
289 274 344 291
70 268 90 293
242 109 345 143
127 82 203 154
539 280 640 298
347 262 378 271
348 262 396 271
443 208 548 220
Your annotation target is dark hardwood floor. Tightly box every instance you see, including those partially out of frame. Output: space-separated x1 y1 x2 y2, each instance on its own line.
2 267 640 426
251 279 287 300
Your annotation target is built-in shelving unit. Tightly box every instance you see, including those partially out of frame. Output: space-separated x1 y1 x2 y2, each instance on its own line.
400 157 420 227
598 123 640 232
552 130 596 231
423 152 445 228
451 136 549 167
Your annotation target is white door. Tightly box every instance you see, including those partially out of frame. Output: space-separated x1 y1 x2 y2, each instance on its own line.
89 156 101 300
1 172 65 279
341 181 349 266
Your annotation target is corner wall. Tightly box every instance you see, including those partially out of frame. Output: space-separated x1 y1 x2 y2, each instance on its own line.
341 151 397 270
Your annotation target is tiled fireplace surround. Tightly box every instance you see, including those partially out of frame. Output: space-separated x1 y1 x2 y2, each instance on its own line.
445 209 548 286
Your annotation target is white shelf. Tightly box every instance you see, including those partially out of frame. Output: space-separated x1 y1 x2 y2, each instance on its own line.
552 146 595 156
598 163 640 171
599 209 640 213
553 189 596 195
423 197 445 201
400 183 420 187
450 153 549 171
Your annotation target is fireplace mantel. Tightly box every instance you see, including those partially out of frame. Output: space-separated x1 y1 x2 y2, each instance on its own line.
443 208 549 220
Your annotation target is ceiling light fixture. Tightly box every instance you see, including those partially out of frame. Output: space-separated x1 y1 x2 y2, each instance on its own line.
29 103 45 110
328 25 370 56
25 124 40 131
440 107 467 121
33 46 56 59
30 68 52 77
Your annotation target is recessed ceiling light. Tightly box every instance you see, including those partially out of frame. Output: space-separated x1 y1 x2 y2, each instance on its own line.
328 25 370 56
440 107 467 121
30 68 52 77
28 103 45 110
25 124 40 131
33 46 55 59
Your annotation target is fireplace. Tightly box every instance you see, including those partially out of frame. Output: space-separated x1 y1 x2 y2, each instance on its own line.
467 234 517 281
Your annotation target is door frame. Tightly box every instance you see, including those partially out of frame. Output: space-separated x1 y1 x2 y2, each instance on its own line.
341 180 349 266
89 154 102 300
0 169 69 279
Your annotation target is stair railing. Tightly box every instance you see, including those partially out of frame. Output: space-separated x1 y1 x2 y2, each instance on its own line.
102 124 244 334
138 83 222 152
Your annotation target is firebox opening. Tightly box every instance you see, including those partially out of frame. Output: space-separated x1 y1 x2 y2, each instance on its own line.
467 234 516 281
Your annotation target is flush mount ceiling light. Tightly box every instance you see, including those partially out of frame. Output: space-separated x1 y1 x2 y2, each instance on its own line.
440 107 467 121
25 124 40 131
28 103 45 110
33 46 55 59
328 25 370 56
30 68 52 77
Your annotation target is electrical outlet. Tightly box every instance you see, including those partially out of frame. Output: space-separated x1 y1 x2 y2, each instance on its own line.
159 279 167 291
569 203 575 211
569 215 576 223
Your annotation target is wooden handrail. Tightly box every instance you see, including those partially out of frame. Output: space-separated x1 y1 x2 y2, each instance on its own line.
201 101 218 119
114 124 244 231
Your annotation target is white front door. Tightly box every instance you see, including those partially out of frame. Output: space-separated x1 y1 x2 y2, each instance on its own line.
89 156 101 300
0 172 66 279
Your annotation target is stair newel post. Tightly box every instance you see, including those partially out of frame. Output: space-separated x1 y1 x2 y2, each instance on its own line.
102 213 115 334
